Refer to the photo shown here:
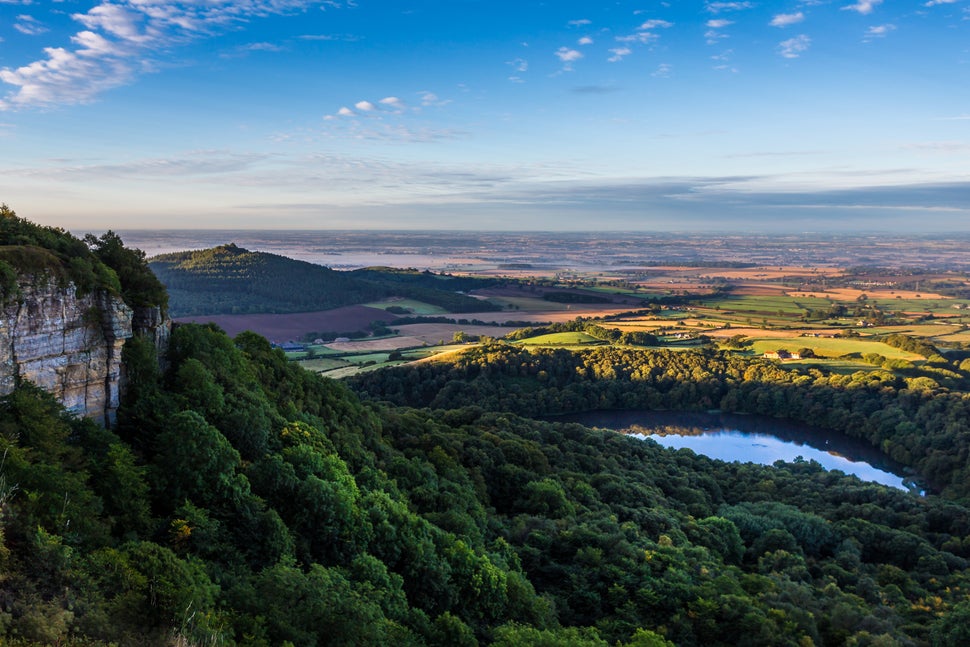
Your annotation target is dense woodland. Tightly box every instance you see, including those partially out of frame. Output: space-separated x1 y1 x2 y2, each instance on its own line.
348 345 970 500
150 245 500 317
1 213 970 645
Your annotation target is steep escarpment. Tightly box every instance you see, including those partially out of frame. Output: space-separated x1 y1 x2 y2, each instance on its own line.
0 206 169 424
1 279 131 424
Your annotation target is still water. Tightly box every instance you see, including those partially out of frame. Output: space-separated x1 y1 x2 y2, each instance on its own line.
553 410 917 491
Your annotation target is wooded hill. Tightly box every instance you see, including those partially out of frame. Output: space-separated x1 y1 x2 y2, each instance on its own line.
149 244 501 317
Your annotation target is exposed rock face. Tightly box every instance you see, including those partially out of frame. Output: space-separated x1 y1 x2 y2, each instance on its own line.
0 277 168 425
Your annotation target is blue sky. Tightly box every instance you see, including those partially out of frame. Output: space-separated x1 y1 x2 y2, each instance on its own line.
1 0 968 232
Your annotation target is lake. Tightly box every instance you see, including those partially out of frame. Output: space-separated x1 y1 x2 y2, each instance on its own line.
551 410 919 491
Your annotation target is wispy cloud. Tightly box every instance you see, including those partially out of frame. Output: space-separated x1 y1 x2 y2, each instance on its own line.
865 24 896 39
298 33 362 42
778 34 812 58
221 41 286 58
419 91 450 107
771 12 805 27
705 19 734 45
711 50 738 72
568 19 591 27
608 47 632 63
379 96 404 110
779 35 811 58
842 0 883 15
924 0 956 5
705 2 754 13
507 58 528 73
652 63 673 78
4 150 273 182
1 1 344 110
615 32 659 44
903 140 970 152
578 36 594 45
555 46 583 71
639 19 674 30
14 14 48 36
571 85 620 94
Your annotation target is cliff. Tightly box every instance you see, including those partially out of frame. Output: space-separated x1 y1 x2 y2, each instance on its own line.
0 274 169 425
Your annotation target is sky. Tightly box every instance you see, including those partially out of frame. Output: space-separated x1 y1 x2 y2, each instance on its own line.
0 0 968 232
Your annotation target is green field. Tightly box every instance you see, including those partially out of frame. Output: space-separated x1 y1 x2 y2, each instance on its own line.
294 357 351 372
867 297 970 313
516 332 604 346
701 295 832 315
749 337 925 360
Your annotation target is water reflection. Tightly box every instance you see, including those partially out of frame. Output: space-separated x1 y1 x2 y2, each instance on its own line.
553 410 919 492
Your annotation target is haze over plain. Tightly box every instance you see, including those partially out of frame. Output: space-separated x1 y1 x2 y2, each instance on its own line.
0 0 968 232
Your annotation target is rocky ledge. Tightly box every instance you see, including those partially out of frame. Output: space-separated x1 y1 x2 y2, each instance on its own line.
0 277 169 425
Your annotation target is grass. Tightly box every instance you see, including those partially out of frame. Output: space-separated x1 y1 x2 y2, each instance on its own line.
295 357 351 372
702 295 833 315
866 297 969 313
516 332 604 346
748 337 924 360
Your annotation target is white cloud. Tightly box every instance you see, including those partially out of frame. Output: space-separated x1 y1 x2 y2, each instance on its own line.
608 47 632 62
615 32 658 44
865 23 896 38
298 33 361 42
639 19 673 29
337 106 354 116
244 42 284 52
555 46 583 70
578 36 593 45
418 91 450 107
507 58 528 73
771 12 805 27
14 14 48 35
842 0 883 15
355 100 375 111
568 19 592 27
779 34 811 58
924 0 956 5
555 48 583 62
379 96 403 109
1 1 345 110
705 19 735 44
706 2 754 13
652 63 672 77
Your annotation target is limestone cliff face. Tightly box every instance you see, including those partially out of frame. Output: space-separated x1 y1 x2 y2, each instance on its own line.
0 277 169 425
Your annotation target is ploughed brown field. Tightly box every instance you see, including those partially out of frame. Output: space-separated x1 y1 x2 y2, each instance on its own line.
174 305 395 342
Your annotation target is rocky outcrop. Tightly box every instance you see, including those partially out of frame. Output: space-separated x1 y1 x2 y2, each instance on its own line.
0 276 168 425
